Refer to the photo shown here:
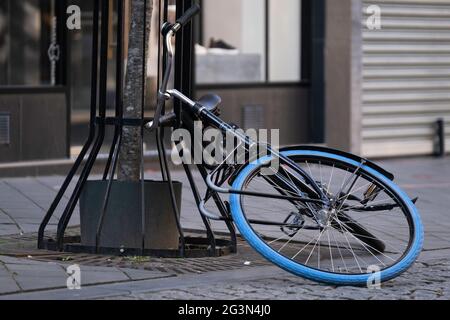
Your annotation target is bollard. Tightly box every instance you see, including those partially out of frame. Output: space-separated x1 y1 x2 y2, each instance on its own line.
435 118 445 158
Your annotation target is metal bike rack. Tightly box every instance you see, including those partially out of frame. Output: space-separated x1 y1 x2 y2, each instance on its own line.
38 0 236 258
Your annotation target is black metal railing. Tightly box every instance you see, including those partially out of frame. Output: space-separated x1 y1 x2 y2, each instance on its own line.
38 0 236 257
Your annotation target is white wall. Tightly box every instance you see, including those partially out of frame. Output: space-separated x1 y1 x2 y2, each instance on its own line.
242 0 266 79
202 0 301 83
203 0 243 48
269 0 301 82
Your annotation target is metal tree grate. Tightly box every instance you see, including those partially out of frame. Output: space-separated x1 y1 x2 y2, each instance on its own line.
37 0 236 258
0 229 268 276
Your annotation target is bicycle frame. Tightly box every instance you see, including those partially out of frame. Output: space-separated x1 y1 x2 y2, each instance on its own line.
146 4 423 284
146 17 330 223
36 2 422 278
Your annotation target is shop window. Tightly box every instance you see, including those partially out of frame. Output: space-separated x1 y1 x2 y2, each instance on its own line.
196 0 302 85
0 0 61 86
268 0 301 82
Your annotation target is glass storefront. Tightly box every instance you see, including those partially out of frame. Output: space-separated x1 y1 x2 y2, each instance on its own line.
196 0 302 85
0 0 62 86
0 0 312 161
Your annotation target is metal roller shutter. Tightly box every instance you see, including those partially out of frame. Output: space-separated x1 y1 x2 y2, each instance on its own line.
362 0 450 157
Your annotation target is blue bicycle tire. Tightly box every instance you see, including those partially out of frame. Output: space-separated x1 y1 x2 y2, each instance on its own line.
230 150 424 285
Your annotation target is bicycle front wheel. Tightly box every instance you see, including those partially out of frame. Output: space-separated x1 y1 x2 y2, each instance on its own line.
229 149 423 285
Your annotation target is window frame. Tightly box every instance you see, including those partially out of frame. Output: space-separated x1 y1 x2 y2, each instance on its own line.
0 0 68 89
195 0 312 89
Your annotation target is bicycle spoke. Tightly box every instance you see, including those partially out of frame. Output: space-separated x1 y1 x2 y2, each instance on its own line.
319 161 323 189
278 223 308 253
344 222 409 246
250 175 303 199
291 230 322 260
281 165 302 195
330 227 348 273
327 164 335 194
343 230 405 253
336 175 361 212
326 229 334 272
237 154 416 277
334 218 363 273
337 180 374 202
304 228 326 266
305 160 313 178
333 216 394 265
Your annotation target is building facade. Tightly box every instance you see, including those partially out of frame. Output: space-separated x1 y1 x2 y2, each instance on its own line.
0 0 449 167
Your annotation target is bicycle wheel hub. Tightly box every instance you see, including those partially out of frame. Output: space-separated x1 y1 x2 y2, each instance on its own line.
316 209 332 227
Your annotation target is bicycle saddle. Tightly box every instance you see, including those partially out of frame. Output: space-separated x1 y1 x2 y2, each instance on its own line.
198 93 221 114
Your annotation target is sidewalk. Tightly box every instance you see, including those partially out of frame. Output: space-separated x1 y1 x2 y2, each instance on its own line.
0 157 449 299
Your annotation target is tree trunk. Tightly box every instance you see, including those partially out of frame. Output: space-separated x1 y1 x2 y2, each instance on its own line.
118 0 153 181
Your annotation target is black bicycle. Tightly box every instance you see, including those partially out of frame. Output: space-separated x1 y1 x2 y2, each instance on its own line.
147 4 424 286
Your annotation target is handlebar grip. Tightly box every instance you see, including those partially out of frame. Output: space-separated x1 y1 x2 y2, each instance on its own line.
175 4 201 27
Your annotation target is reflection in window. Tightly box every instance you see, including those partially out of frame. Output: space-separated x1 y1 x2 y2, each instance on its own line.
197 0 266 85
0 0 57 86
68 0 94 113
196 0 301 85
269 0 301 82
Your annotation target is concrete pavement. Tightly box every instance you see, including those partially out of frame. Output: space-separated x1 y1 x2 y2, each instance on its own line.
0 156 449 299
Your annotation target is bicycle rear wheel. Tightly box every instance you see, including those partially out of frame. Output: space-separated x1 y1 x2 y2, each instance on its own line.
229 149 423 285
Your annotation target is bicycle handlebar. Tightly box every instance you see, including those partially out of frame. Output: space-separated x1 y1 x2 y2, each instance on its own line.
175 4 201 28
146 4 200 131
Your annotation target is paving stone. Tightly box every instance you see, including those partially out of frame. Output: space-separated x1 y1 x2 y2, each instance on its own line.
14 276 67 291
0 215 13 223
0 157 449 299
119 268 174 281
0 209 44 219
2 258 450 300
0 203 41 211
94 257 450 300
0 256 57 265
0 227 20 235
0 286 132 300
14 218 49 225
16 224 42 234
6 262 64 274
0 264 10 276
55 265 129 283
418 249 450 261
423 235 450 250
79 271 129 286
0 276 21 294
0 258 173 292
132 289 220 300
12 268 68 291
6 261 129 291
